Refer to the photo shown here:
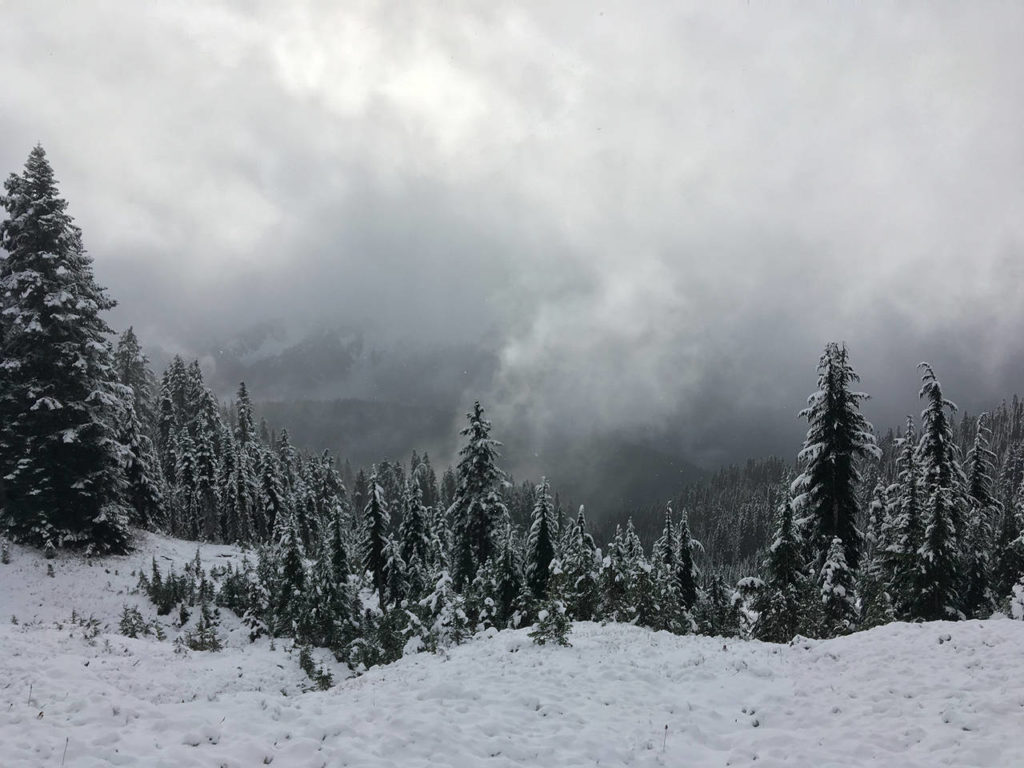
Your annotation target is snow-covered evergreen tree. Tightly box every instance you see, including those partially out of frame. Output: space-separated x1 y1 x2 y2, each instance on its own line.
818 536 857 637
116 395 165 530
113 326 158 434
493 525 526 627
675 507 700 611
753 499 808 642
361 469 391 606
398 480 433 601
882 417 923 618
274 515 307 637
791 343 880 572
962 412 999 616
0 146 131 552
449 402 508 590
525 478 558 600
993 483 1024 601
561 506 600 621
234 381 255 446
912 364 966 621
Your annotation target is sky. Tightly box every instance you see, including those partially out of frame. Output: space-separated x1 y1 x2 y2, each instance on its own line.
2 1 1024 467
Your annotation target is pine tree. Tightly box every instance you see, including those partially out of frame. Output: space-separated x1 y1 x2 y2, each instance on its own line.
274 515 306 636
0 146 130 553
651 503 686 632
255 449 286 541
694 574 741 638
398 481 433 601
962 413 999 617
882 417 923 618
116 395 165 529
561 506 600 621
675 507 700 611
417 570 470 651
993 483 1024 601
383 537 407 607
113 327 158 434
493 525 526 627
234 382 255 446
912 364 966 621
753 499 808 643
818 536 857 637
326 502 351 584
450 402 508 590
361 469 391 606
791 343 880 572
525 478 558 600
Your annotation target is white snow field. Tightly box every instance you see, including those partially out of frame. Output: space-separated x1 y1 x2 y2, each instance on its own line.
2 533 1023 768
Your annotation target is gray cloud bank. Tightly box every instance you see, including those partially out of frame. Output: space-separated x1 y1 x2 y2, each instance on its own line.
2 2 1023 475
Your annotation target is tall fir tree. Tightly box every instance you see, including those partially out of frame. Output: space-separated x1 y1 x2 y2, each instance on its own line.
675 507 700 611
754 499 808 642
561 506 600 621
450 402 508 590
361 469 391 606
113 327 158 434
0 146 131 552
398 480 433 600
115 395 165 530
912 364 967 621
882 417 923 618
962 412 999 616
791 342 880 572
525 478 558 599
817 536 857 637
234 382 255 446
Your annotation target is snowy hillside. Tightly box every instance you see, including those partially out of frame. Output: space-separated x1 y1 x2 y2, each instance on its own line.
2 534 1023 768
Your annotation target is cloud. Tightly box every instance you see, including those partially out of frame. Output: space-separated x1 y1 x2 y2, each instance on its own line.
2 1 1023 466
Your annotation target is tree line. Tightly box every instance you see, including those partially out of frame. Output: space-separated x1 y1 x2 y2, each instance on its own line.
2 147 1024 669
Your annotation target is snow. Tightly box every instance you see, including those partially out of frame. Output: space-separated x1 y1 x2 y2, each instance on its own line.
2 533 1024 767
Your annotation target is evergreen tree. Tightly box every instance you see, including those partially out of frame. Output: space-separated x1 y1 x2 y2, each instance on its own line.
450 402 508 590
675 507 700 611
753 499 808 643
912 364 966 621
398 481 433 600
818 536 857 637
0 146 131 552
791 343 880 572
116 395 165 529
326 502 351 585
383 537 407 607
525 478 558 599
255 449 286 541
962 413 999 616
993 482 1024 601
298 550 354 653
561 506 600 621
694 574 741 637
417 571 470 651
274 515 306 636
361 469 391 606
882 417 923 618
234 382 255 446
493 525 526 627
113 327 158 433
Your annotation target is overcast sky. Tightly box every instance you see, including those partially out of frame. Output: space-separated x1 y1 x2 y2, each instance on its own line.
3 2 1023 464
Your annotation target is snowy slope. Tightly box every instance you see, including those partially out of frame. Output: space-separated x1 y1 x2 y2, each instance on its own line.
2 534 1023 768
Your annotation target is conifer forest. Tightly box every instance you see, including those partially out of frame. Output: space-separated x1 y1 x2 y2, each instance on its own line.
3 5 1024 765
4 146 1024 664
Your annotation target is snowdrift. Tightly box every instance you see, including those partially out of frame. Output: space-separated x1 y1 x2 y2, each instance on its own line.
1 533 1022 767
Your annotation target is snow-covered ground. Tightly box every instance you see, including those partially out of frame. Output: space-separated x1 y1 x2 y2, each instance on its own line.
2 533 1023 767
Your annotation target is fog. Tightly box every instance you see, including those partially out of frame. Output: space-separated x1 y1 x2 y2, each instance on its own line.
3 2 1023 496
